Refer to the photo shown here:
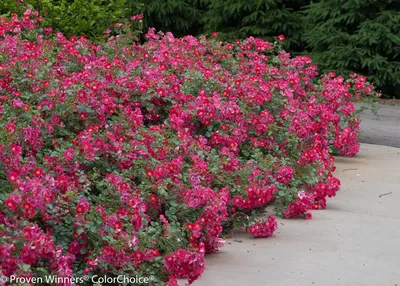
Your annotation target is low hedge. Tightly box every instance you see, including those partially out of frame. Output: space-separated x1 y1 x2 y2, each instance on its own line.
0 12 375 285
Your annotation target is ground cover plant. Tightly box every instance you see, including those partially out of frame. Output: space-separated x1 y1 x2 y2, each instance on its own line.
0 11 376 285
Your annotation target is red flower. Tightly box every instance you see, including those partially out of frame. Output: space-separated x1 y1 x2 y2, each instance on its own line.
5 197 17 210
33 168 44 177
102 246 115 256
114 221 123 231
64 148 75 161
5 123 16 133
79 112 88 120
248 216 278 238
10 144 22 157
133 250 145 263
164 248 205 283
22 202 32 211
87 259 98 266
8 171 19 182
68 240 83 255
149 194 159 203
76 198 90 215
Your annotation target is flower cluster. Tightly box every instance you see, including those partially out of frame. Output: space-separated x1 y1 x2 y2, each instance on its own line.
164 246 206 284
0 11 376 285
248 216 278 238
283 191 315 219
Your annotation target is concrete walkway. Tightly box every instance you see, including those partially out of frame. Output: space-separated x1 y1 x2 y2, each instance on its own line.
359 103 400 148
194 144 400 286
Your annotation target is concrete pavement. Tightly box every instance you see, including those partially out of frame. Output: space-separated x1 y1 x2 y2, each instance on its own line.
193 144 400 286
358 103 400 148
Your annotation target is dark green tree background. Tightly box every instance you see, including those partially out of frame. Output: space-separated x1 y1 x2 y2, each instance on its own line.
304 0 400 98
135 0 205 37
202 0 308 51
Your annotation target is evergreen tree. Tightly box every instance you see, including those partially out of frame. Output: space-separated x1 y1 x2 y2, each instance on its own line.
304 0 400 98
202 0 308 51
134 0 205 37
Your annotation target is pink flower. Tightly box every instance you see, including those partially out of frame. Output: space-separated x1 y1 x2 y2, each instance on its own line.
102 246 116 256
284 191 315 218
274 166 294 184
130 14 143 21
248 216 278 238
5 196 18 210
68 240 83 255
132 250 145 265
32 168 44 177
5 123 16 133
63 148 75 161
164 248 205 284
7 171 19 182
76 198 90 215
88 258 98 266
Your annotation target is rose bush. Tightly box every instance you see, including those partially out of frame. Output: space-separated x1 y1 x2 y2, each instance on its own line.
0 11 375 285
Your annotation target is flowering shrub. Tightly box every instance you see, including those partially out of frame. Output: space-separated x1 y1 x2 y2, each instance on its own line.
0 11 376 285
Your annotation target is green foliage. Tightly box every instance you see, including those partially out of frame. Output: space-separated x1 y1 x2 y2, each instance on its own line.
304 0 400 98
0 0 143 40
202 0 308 51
